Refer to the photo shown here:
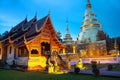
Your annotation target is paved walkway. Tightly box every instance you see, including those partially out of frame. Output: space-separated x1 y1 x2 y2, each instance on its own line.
69 67 120 78
79 69 120 78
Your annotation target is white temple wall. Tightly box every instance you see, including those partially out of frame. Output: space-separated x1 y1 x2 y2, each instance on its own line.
6 44 15 65
70 57 120 65
79 28 99 43
82 57 120 64
16 57 28 66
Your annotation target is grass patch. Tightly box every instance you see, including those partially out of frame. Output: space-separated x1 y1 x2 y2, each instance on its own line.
0 69 119 80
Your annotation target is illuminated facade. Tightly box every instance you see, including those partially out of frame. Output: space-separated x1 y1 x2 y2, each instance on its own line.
77 40 107 57
0 14 64 70
77 0 107 57
0 0 114 71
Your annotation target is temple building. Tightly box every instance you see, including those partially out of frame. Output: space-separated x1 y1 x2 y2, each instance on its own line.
62 19 75 54
77 0 107 57
0 14 64 70
0 0 115 70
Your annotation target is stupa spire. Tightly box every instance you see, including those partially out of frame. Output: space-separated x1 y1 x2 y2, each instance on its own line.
87 0 91 8
78 0 102 43
66 18 69 34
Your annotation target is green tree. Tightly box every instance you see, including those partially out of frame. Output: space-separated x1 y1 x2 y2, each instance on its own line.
56 31 62 42
97 30 114 52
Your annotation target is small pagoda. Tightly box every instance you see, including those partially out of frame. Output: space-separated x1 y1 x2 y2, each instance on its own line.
62 19 75 54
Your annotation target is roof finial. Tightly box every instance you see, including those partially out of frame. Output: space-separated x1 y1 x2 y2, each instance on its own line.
48 9 50 16
22 24 24 31
8 36 13 43
23 15 27 23
35 24 39 32
34 12 37 19
87 0 91 8
66 18 69 34
24 35 27 43
26 14 27 19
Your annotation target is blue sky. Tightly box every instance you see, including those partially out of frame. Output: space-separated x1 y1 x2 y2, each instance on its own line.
0 0 120 40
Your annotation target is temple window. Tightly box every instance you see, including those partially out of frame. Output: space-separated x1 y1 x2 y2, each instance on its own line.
18 46 28 57
31 49 38 54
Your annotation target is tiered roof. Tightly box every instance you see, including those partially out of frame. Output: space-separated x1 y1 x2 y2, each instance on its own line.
0 14 57 47
81 0 101 31
78 0 102 43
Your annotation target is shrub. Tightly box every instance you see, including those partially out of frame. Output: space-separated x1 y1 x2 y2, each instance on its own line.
92 64 97 69
0 60 4 67
91 63 100 76
74 67 80 74
107 64 113 71
92 68 100 76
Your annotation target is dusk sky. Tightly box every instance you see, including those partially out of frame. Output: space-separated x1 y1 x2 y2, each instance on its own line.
0 0 120 40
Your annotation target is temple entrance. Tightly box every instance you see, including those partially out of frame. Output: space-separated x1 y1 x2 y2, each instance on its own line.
41 42 50 56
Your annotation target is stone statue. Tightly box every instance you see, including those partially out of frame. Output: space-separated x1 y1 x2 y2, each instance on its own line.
76 58 84 69
67 59 71 69
47 58 54 73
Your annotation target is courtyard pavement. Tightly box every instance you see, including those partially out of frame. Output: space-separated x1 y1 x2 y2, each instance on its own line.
79 69 120 78
69 67 120 78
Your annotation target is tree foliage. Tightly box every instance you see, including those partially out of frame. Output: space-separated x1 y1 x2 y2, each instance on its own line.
56 31 62 42
96 30 114 52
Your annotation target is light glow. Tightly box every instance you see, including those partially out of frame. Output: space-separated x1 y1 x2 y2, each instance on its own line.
28 56 46 71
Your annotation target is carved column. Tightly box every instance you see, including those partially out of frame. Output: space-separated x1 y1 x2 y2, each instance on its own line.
73 46 76 54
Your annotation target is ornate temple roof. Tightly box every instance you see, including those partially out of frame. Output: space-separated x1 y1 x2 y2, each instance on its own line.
26 15 48 37
0 14 49 46
0 13 64 48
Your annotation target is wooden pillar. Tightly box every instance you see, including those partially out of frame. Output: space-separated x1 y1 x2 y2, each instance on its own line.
28 45 31 57
39 38 41 56
73 46 76 54
15 48 18 58
63 48 65 54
